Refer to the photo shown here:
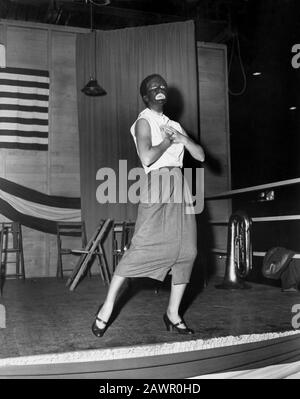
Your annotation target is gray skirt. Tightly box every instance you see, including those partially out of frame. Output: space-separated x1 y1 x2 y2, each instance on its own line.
114 167 197 284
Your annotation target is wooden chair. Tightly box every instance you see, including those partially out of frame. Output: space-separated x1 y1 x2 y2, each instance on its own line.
66 219 112 291
56 221 87 279
0 222 25 296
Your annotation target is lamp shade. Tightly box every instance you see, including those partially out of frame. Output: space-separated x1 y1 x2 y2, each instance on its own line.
81 77 107 96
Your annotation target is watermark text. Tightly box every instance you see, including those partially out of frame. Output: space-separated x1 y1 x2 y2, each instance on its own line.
96 160 204 214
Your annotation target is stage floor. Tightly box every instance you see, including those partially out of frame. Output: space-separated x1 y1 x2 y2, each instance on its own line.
0 275 299 360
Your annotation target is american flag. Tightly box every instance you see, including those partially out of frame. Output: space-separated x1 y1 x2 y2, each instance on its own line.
0 67 49 150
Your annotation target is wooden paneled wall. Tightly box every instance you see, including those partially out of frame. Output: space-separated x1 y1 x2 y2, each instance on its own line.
0 19 88 277
197 42 231 276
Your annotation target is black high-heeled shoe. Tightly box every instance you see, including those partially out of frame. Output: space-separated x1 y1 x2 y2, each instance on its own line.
163 313 194 335
92 316 108 337
92 305 108 337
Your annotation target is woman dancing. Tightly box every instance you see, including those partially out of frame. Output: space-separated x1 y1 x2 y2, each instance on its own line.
92 74 205 337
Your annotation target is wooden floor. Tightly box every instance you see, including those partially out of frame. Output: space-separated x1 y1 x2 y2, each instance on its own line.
0 274 299 360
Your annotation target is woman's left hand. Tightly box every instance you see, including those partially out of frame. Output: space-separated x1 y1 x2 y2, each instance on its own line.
162 126 188 145
161 125 205 162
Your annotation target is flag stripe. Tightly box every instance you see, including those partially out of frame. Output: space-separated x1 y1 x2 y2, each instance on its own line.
2 67 49 77
0 135 48 144
0 91 48 101
0 79 49 89
0 97 48 107
0 143 48 150
0 104 48 113
0 85 49 95
0 110 48 120
0 117 48 125
0 122 48 132
0 72 49 84
0 130 48 138
0 118 48 126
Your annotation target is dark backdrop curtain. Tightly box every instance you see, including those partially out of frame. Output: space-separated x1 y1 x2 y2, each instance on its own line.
76 20 198 248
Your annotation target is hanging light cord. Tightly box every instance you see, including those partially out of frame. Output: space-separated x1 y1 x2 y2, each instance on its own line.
93 26 97 79
88 0 97 79
81 0 107 95
90 0 93 31
228 32 247 96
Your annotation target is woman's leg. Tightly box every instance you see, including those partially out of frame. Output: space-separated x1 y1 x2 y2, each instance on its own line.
166 279 188 328
95 274 127 328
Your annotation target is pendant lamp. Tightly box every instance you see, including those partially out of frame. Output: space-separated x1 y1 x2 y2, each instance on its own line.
81 0 107 96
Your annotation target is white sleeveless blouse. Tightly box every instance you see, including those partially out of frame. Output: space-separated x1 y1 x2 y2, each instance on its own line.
130 108 184 174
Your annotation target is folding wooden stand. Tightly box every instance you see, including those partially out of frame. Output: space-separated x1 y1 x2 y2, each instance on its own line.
56 221 87 279
66 219 112 291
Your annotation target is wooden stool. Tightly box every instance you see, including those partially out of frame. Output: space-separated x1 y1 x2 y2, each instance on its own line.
0 222 25 296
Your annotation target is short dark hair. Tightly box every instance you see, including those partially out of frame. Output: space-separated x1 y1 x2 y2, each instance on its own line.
139 74 166 98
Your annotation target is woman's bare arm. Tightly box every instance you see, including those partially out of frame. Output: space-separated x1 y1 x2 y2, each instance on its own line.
135 118 172 166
